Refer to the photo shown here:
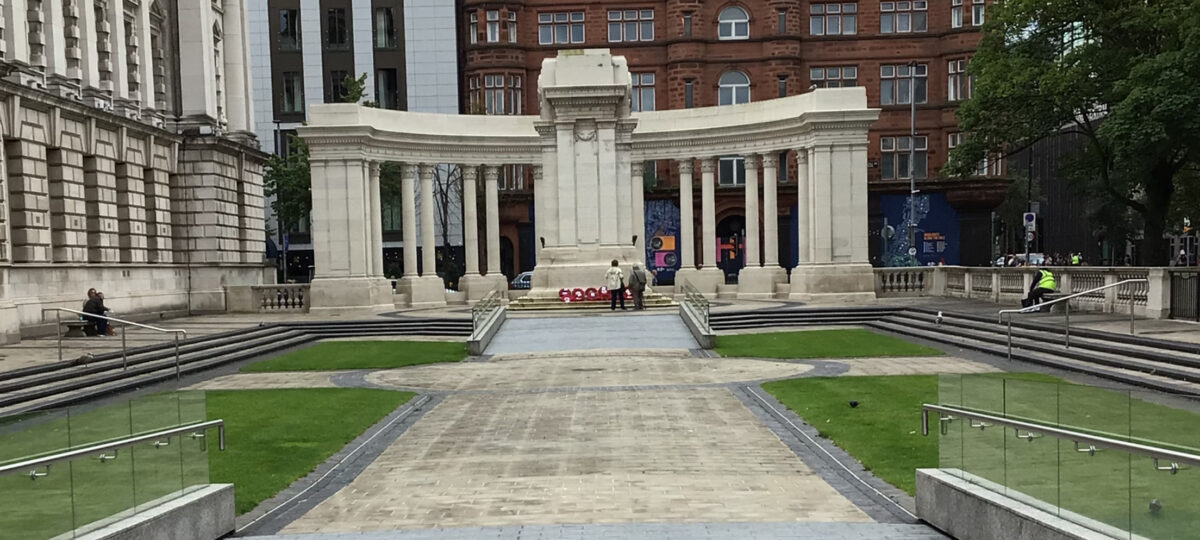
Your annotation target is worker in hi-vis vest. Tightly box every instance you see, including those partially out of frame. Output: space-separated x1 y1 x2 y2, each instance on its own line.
1022 267 1057 309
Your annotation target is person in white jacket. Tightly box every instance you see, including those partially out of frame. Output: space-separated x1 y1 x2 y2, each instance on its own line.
604 259 626 311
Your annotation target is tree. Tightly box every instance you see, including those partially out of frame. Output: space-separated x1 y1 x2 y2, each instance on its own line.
263 135 311 236
947 0 1200 265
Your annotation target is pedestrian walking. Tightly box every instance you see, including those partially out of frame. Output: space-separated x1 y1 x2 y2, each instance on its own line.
604 259 626 311
629 262 648 310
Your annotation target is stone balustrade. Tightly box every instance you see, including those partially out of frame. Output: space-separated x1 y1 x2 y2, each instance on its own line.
875 266 1170 318
225 284 310 313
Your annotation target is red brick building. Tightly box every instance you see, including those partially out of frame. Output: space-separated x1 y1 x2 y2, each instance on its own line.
459 0 1008 278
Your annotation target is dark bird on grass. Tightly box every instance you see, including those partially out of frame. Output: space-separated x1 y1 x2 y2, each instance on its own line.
849 401 859 408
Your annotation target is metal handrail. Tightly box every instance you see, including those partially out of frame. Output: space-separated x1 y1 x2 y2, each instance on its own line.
681 281 711 332
42 307 189 380
471 289 503 334
996 278 1148 359
921 404 1200 472
0 419 226 479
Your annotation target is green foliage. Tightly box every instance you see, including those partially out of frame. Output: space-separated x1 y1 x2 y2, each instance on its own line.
949 0 1200 264
263 134 311 236
340 72 369 104
714 329 943 359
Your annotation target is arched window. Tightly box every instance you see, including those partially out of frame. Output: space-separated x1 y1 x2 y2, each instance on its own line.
718 6 749 40
149 1 169 110
718 71 750 105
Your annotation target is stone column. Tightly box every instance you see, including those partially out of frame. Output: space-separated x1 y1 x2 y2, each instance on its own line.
400 163 417 278
462 166 480 276
796 149 811 264
743 155 760 267
484 165 501 275
677 157 724 294
762 153 779 266
700 158 717 269
678 160 695 269
368 161 383 277
631 160 645 257
221 0 250 132
419 163 437 276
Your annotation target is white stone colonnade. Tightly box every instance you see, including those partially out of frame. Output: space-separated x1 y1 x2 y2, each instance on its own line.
298 50 879 311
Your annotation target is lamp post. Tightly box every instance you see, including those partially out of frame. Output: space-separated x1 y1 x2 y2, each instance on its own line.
1026 144 1033 265
907 61 918 266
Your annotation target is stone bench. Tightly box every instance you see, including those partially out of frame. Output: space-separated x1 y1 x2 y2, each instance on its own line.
62 320 97 338
1041 292 1068 313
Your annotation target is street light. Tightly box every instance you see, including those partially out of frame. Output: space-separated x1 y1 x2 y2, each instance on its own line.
907 61 918 266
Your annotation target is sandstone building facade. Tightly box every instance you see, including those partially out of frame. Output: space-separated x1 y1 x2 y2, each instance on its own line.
0 0 267 341
460 0 1008 278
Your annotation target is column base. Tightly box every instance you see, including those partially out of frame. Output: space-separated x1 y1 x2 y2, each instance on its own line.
397 276 448 307
461 273 509 302
674 267 725 297
737 266 789 299
309 277 395 314
787 263 877 304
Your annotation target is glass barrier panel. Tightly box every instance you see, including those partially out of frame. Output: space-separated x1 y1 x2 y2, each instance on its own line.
68 401 136 536
179 392 210 491
1057 383 1131 537
937 374 964 475
130 393 184 511
1002 378 1060 513
1129 389 1200 539
0 409 72 466
960 375 1006 487
0 460 76 540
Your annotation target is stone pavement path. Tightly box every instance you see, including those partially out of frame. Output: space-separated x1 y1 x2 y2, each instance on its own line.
485 314 698 354
246 522 945 539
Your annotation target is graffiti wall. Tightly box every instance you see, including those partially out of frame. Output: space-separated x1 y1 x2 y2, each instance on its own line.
644 199 682 284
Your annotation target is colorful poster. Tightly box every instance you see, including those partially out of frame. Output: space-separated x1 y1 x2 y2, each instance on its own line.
879 193 960 266
644 199 682 284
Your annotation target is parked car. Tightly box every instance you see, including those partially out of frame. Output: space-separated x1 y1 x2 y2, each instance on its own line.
510 271 533 290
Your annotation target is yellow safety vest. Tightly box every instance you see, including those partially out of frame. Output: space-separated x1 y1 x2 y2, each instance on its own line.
1036 270 1056 291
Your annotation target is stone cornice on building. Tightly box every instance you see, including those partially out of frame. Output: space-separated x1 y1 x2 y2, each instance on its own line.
300 87 879 165
0 79 182 145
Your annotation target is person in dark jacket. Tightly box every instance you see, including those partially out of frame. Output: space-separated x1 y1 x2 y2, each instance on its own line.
629 262 648 310
82 289 108 337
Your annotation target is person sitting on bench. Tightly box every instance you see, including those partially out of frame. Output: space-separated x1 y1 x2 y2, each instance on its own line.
82 288 109 337
1022 267 1057 310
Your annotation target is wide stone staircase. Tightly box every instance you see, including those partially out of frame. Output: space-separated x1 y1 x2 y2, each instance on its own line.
508 290 677 310
0 317 472 415
710 306 1200 397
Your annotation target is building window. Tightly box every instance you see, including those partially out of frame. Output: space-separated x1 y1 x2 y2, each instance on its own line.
326 8 349 48
810 3 857 36
376 68 399 109
632 73 655 112
473 74 523 115
281 71 304 112
972 0 985 26
777 76 787 97
486 10 499 43
682 13 692 36
383 201 402 232
880 1 927 34
718 71 750 105
811 66 858 88
608 9 653 42
684 80 694 108
279 9 300 51
719 156 745 186
375 8 397 49
328 70 349 102
469 12 477 44
880 63 927 105
948 59 966 101
880 136 927 179
951 0 963 28
717 6 749 40
949 133 999 176
508 11 517 43
777 10 787 33
538 12 584 45
508 75 522 114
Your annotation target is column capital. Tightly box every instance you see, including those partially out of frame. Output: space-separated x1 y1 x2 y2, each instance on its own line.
532 165 543 181
677 159 693 175
761 153 778 168
482 165 500 182
744 154 761 170
418 163 436 180
460 164 478 182
631 161 644 176
368 161 381 175
699 158 717 174
796 148 809 164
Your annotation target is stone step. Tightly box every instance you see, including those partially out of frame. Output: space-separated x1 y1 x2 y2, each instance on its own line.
509 291 677 311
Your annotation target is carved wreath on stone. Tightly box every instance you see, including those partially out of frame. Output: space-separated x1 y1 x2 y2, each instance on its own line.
573 123 597 142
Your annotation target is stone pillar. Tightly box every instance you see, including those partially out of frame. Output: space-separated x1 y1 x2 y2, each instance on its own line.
418 163 437 276
115 160 148 263
368 161 383 277
796 148 811 265
397 163 446 306
307 157 393 312
83 153 119 263
762 153 779 266
677 157 723 295
484 165 501 275
631 160 645 258
678 160 695 269
222 0 252 132
143 156 173 264
738 153 786 298
48 148 88 262
400 164 417 278
7 141 52 262
459 165 492 301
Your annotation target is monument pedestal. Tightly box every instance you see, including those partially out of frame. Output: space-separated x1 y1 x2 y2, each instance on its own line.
787 263 877 304
737 266 789 299
309 277 395 314
461 274 509 302
397 276 447 307
674 268 725 297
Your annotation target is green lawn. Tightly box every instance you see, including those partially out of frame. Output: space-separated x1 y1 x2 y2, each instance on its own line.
241 340 467 372
763 373 1200 538
716 329 943 359
207 388 414 514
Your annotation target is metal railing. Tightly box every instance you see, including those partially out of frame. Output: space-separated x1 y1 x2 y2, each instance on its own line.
471 289 503 334
921 404 1200 473
42 308 189 380
681 281 711 332
0 419 226 480
996 278 1148 359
